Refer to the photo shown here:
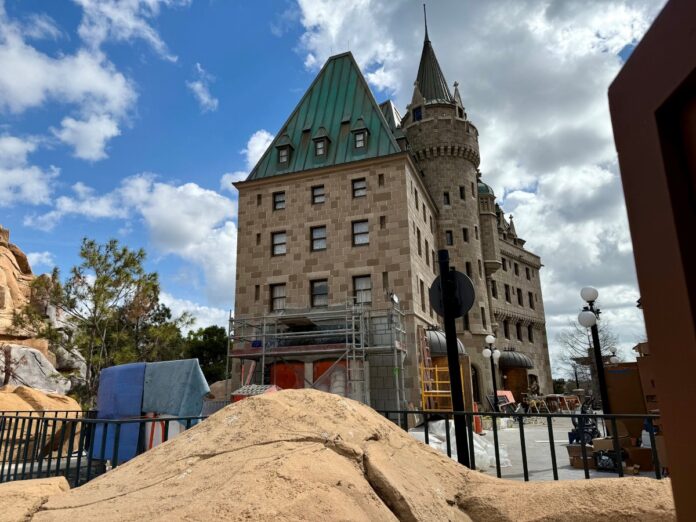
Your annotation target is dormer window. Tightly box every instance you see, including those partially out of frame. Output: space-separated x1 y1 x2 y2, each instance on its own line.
275 133 294 167
354 131 366 149
312 126 330 158
412 106 423 121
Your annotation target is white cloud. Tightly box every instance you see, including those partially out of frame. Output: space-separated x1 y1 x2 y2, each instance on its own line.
28 173 238 306
22 12 64 40
286 0 666 375
219 129 275 193
0 134 57 206
160 292 228 332
186 62 219 112
53 114 121 161
26 251 55 270
0 4 136 161
73 0 187 62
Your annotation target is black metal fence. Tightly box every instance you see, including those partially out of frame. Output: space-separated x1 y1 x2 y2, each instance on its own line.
0 408 663 488
378 409 663 481
0 410 205 487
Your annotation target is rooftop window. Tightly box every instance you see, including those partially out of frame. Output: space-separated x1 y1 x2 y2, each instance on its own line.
354 131 366 149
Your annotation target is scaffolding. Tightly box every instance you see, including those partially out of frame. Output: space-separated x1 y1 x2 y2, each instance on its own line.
226 301 407 409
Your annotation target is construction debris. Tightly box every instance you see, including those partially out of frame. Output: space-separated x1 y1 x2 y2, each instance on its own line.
13 389 676 521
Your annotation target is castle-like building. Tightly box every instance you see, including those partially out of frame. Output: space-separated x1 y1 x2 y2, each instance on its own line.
231 23 552 411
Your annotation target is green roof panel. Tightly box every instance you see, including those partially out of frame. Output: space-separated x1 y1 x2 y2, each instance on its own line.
247 52 401 180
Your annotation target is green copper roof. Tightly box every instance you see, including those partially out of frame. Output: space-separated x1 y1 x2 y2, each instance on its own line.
416 34 453 105
247 52 401 180
478 181 495 196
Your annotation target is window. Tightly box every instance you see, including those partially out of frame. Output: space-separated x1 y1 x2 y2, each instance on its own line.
502 258 508 271
273 191 285 210
471 181 475 197
443 191 451 205
503 320 510 339
458 107 464 118
465 261 472 278
417 228 422 256
378 173 384 186
514 263 519 276
481 307 487 329
516 322 523 341
528 325 534 343
525 267 531 280
354 131 366 149
312 185 325 204
311 226 326 251
412 106 422 121
420 279 426 311
352 178 367 198
475 226 479 240
432 250 437 273
256 233 261 245
463 313 470 331
429 215 434 233
382 272 389 290
311 279 328 307
463 228 469 242
270 284 286 311
478 259 483 277
353 275 372 304
415 190 419 209
254 285 260 301
445 230 453 245
504 284 511 303
278 147 289 164
256 194 262 206
425 240 430 266
529 291 535 310
352 220 369 246
380 215 386 229
517 288 523 306
315 139 326 156
459 186 466 199
491 280 498 298
271 231 287 256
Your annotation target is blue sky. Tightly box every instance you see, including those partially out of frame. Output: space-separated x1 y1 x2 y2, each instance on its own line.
0 0 666 370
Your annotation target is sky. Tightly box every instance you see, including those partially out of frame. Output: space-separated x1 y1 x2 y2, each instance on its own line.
0 0 667 375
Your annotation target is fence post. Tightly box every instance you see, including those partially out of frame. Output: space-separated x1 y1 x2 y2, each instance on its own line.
518 415 529 481
492 413 501 478
546 416 558 481
112 423 122 468
647 417 662 480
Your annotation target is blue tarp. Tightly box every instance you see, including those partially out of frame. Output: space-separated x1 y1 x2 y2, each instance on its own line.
143 359 210 420
91 362 146 463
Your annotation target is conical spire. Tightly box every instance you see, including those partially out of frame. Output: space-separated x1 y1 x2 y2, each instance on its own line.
415 6 452 105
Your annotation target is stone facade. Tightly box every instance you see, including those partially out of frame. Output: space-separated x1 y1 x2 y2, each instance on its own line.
233 30 553 409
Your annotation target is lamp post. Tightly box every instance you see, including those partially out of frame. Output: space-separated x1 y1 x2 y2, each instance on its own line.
482 335 501 411
577 286 611 414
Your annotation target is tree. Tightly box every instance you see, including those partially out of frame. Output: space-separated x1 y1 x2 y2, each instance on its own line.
555 317 620 399
1 343 27 386
184 326 228 383
14 238 190 404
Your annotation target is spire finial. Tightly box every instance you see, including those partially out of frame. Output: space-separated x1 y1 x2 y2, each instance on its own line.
423 4 429 42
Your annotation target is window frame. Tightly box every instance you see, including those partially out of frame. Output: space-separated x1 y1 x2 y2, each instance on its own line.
445 230 454 246
310 279 328 308
273 191 286 210
353 275 372 305
277 146 290 165
314 139 327 157
354 131 366 149
311 185 325 204
270 283 286 311
443 191 451 206
352 219 369 246
310 225 327 251
352 178 367 198
271 231 287 256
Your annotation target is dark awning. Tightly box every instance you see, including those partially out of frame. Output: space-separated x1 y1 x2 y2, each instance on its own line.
425 329 465 356
498 351 534 369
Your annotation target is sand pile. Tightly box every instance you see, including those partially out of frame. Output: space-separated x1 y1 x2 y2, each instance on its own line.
27 389 673 521
0 477 68 522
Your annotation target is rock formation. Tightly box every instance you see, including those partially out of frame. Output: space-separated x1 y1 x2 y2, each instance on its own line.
1 345 71 394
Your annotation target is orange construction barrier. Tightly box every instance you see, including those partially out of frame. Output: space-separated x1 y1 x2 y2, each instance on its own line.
473 403 483 434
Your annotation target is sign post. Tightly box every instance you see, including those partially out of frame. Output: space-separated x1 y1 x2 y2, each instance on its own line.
431 249 475 467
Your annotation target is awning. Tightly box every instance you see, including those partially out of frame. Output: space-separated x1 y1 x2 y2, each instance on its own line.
498 351 534 369
425 329 465 356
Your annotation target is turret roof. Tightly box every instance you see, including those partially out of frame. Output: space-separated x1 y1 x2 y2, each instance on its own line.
415 15 453 105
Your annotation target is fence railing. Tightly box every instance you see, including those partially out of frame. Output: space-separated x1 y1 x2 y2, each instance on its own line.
0 411 205 487
377 409 663 481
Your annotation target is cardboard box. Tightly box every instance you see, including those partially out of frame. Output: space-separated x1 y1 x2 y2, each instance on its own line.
592 436 632 451
570 455 596 470
626 447 654 471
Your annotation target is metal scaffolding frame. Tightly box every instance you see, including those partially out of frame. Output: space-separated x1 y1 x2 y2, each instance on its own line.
226 300 407 408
